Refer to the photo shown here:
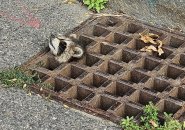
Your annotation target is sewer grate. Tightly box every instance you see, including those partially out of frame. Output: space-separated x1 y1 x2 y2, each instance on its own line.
23 15 185 124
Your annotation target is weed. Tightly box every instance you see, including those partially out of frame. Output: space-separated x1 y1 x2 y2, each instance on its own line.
120 116 141 130
120 102 184 130
83 0 108 13
0 67 39 88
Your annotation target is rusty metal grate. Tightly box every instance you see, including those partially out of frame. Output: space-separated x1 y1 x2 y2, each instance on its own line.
23 16 185 124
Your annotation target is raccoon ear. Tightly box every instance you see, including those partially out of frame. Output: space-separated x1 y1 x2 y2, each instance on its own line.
69 34 77 39
57 34 67 40
72 46 84 58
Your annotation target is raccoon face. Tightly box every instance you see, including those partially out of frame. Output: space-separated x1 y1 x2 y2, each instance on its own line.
49 34 67 56
49 33 84 63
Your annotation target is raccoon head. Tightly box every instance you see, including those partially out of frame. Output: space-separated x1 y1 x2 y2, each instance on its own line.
49 33 84 59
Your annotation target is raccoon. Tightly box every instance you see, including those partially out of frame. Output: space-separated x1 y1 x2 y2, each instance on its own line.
49 33 84 63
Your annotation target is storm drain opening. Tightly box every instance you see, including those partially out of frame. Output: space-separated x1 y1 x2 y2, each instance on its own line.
77 53 101 67
58 65 86 79
71 86 94 101
168 36 184 48
97 16 122 27
35 56 60 70
23 16 185 124
115 103 142 118
92 43 116 55
106 32 132 45
142 57 161 71
166 65 184 79
78 35 95 48
90 95 120 111
125 23 143 34
93 25 111 37
105 81 136 97
122 69 149 84
145 77 171 92
157 99 181 115
129 90 160 106
50 77 72 92
82 73 110 88
169 86 185 102
99 61 123 75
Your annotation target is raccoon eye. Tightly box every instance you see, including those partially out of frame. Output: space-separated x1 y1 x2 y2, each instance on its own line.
59 41 67 53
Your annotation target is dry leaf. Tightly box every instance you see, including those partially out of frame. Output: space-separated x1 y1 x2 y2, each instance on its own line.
149 120 158 127
139 33 158 44
158 47 164 56
148 33 159 39
156 40 163 48
147 45 158 52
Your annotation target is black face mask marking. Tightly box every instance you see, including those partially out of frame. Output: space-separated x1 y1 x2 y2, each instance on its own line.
50 34 56 50
57 40 67 55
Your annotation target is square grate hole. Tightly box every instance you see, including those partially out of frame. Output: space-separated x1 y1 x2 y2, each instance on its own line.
100 61 123 75
142 57 161 71
52 77 72 92
126 23 143 34
35 56 60 70
93 43 115 55
129 39 147 51
97 17 121 27
58 65 86 79
146 78 171 92
179 54 185 67
169 36 184 48
157 100 181 115
129 90 160 106
78 54 101 67
123 69 149 84
91 95 120 111
72 86 94 101
82 73 110 88
116 103 142 118
31 69 50 82
106 33 132 45
78 35 95 48
105 81 135 97
93 25 111 37
113 48 138 63
170 87 185 102
166 65 184 79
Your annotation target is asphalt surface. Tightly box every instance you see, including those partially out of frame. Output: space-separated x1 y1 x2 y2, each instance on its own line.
0 0 121 129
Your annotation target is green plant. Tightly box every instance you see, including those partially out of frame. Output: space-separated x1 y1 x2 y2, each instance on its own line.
120 116 141 130
0 67 39 88
120 102 184 130
141 102 159 129
83 0 108 13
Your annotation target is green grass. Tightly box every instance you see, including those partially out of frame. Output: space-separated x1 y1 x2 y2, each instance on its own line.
120 102 184 130
0 67 53 90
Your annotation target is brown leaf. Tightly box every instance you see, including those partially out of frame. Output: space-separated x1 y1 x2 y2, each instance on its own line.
148 33 159 39
139 33 158 44
147 45 158 52
156 40 163 48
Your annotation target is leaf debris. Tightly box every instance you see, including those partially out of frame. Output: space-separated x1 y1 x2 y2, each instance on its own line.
139 33 164 56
